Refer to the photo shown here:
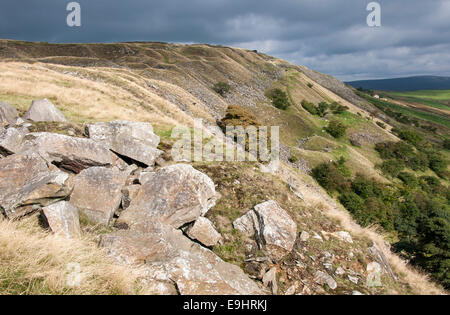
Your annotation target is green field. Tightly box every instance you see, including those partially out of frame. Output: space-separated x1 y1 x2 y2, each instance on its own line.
385 90 450 111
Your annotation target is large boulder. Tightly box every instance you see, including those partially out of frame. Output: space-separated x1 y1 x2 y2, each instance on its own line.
23 99 68 122
100 221 262 295
185 217 222 247
69 166 128 225
117 164 216 229
23 132 112 173
0 101 19 125
0 126 29 156
0 151 73 219
42 201 81 238
86 120 162 166
233 200 297 260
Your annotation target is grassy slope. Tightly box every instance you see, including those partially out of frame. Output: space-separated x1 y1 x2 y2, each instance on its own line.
0 40 446 295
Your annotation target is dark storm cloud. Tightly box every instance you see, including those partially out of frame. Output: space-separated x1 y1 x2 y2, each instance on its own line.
0 0 449 80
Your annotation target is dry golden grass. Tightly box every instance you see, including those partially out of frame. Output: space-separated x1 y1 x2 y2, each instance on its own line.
0 215 150 295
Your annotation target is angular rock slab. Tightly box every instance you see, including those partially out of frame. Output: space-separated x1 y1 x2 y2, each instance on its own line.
86 120 162 166
23 99 68 122
0 126 29 156
0 151 73 219
233 200 297 260
23 132 112 173
100 222 263 295
0 101 19 125
70 166 128 225
42 201 81 238
185 217 222 247
117 164 216 229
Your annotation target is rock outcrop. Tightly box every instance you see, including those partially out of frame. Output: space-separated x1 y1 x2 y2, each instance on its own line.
42 201 81 238
69 166 128 225
117 164 216 229
0 151 73 219
23 99 68 122
23 132 112 173
86 121 162 166
185 217 222 247
0 101 19 125
233 200 297 260
0 126 28 156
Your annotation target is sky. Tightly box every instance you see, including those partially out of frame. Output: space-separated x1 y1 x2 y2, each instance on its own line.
1 0 449 81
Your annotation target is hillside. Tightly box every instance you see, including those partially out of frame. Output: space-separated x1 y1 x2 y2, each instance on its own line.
0 40 447 295
346 76 450 92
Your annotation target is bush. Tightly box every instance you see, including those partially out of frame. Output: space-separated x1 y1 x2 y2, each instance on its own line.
443 139 450 150
311 163 348 192
288 155 299 163
380 159 405 177
330 102 349 114
376 121 386 129
317 102 329 117
398 172 418 188
393 129 424 146
307 82 314 88
326 120 347 138
266 88 290 110
301 100 317 115
213 82 230 96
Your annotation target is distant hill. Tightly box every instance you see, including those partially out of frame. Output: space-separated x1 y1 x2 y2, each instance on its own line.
346 76 450 91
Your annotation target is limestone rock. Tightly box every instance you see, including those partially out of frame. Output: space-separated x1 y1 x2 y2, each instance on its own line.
70 166 128 225
300 231 310 242
0 151 73 219
42 201 81 238
117 164 216 229
333 231 353 243
23 132 112 173
121 184 141 210
262 267 278 295
86 120 162 166
368 243 397 280
100 222 262 295
0 126 28 156
314 271 337 290
23 99 68 122
0 101 19 125
233 200 297 260
185 217 222 247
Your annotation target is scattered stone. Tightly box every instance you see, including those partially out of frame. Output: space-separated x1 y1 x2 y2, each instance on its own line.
86 120 162 166
42 201 81 238
368 243 397 280
139 171 154 185
335 267 346 276
70 167 128 225
23 132 112 173
313 232 323 242
314 271 337 290
117 164 216 229
23 99 68 122
233 200 297 260
333 231 353 243
348 275 359 284
185 217 222 247
285 285 296 295
262 267 278 295
300 231 310 242
0 151 73 219
352 291 364 295
0 101 19 125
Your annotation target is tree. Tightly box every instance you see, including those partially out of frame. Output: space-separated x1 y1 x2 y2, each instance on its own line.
326 120 347 138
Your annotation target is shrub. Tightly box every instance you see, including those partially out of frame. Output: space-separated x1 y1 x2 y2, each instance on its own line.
307 82 314 88
330 102 349 114
398 172 418 188
380 159 405 177
288 155 298 163
266 88 290 110
443 139 450 150
311 163 348 192
393 129 424 146
317 102 329 117
326 120 347 138
376 121 386 129
213 82 230 96
301 100 317 115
